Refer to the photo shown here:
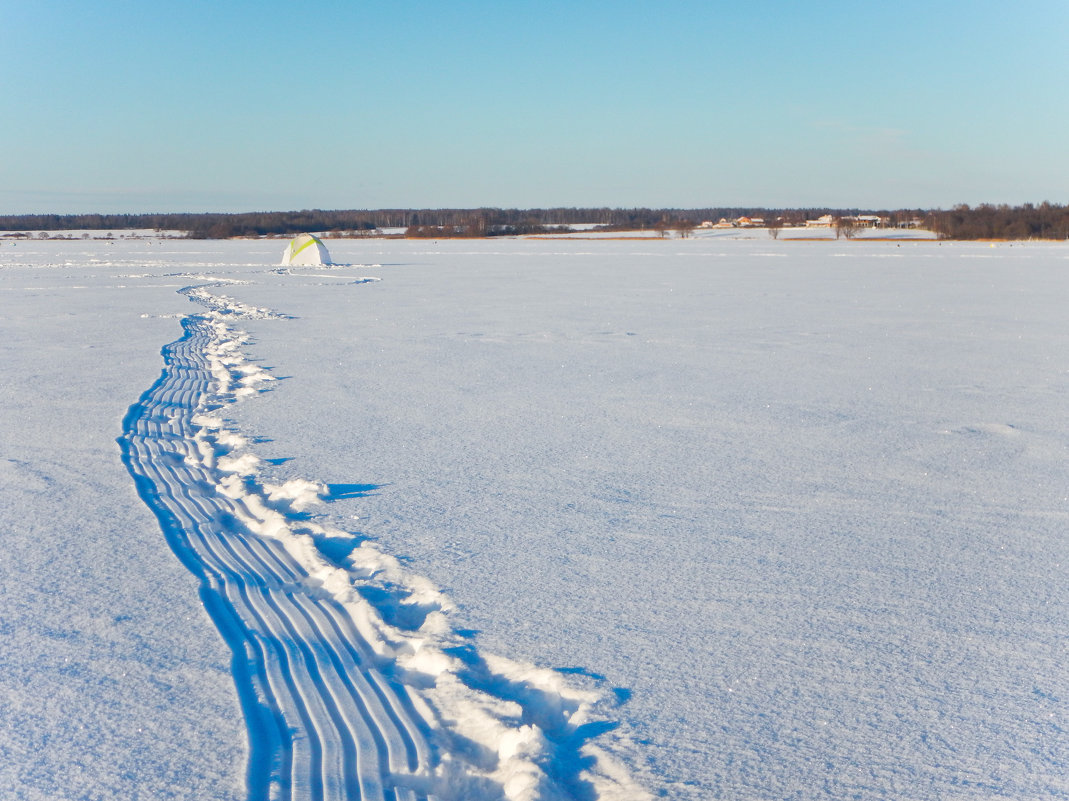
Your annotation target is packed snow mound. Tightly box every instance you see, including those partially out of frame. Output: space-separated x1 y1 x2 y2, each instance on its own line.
280 233 331 266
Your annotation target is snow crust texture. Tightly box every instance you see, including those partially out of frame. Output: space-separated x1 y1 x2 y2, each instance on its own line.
117 283 644 801
5 235 1068 801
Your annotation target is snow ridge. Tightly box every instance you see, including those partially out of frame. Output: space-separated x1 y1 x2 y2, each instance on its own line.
118 286 647 801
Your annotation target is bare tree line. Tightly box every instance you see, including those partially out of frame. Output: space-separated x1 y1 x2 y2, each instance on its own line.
2 203 1066 240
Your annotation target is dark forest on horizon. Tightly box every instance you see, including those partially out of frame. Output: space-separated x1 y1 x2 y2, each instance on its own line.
1 203 1067 240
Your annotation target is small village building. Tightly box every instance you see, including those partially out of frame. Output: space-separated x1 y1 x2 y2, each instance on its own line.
805 214 836 228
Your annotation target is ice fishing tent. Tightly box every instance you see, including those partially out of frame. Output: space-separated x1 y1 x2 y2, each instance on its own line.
280 233 331 266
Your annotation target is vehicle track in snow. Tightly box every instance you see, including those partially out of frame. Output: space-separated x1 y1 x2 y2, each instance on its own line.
119 284 648 801
120 310 436 801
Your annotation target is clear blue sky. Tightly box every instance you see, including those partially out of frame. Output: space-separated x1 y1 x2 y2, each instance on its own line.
3 0 1066 213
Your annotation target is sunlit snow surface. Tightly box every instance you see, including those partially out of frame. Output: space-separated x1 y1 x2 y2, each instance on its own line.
1 233 1067 800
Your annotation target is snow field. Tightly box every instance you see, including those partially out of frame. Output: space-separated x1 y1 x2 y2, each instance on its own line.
222 237 1069 800
0 248 248 800
2 235 1068 800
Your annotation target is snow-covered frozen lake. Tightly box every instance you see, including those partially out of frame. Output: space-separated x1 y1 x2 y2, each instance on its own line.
1 234 1067 800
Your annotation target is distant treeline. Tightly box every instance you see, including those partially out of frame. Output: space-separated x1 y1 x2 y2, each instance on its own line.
1 203 1066 239
926 203 1069 240
0 207 914 237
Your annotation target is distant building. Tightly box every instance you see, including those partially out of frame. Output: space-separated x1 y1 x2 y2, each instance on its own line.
850 215 887 228
805 214 835 227
805 214 889 229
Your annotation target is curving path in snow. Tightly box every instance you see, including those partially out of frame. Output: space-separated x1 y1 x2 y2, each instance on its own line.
118 284 647 801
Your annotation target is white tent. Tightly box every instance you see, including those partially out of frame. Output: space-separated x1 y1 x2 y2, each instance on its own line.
280 233 331 266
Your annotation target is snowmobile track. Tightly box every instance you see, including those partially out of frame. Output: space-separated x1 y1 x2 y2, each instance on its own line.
119 315 437 801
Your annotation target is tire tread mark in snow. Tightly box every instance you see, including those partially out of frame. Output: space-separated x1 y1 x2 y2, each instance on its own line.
314 599 428 775
119 314 434 801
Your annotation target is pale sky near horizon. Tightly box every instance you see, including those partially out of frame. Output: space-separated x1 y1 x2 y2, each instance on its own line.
3 0 1067 214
